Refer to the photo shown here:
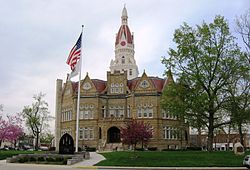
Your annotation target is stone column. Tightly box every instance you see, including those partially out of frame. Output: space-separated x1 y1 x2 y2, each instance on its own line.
55 79 63 152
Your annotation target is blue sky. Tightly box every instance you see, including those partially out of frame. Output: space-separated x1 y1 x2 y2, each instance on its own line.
0 0 249 128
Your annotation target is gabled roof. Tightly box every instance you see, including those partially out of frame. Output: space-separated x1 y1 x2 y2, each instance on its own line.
91 79 106 92
69 75 166 94
150 77 166 92
127 76 165 92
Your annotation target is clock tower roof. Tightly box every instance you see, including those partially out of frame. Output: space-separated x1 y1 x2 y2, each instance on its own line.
115 6 133 46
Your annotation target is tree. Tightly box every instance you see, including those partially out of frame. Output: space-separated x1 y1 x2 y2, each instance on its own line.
121 119 153 150
225 68 250 148
40 132 54 148
235 9 250 63
161 16 248 152
0 114 23 147
21 93 51 150
161 77 206 148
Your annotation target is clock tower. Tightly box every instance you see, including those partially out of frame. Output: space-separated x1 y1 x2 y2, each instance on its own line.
110 6 139 80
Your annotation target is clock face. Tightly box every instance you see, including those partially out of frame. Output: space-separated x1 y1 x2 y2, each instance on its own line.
120 41 126 46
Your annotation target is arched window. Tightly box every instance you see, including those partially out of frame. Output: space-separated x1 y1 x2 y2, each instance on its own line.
122 56 125 64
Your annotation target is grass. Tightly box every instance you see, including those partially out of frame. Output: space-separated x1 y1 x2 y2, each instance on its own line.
96 150 250 167
0 150 43 160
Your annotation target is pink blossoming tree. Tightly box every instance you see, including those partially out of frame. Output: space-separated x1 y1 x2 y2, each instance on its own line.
0 113 23 147
121 119 153 150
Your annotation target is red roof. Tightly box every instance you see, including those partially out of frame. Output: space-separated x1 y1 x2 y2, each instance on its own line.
150 77 166 92
92 79 106 92
115 25 133 45
127 77 140 90
128 77 166 92
71 77 165 94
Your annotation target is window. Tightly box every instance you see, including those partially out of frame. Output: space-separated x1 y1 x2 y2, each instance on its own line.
79 128 83 139
129 69 132 76
148 108 153 118
137 104 153 118
110 83 123 94
102 106 106 118
108 106 124 118
163 126 178 140
115 88 119 93
127 105 131 118
162 109 177 120
122 56 125 64
80 105 94 119
137 109 142 118
79 127 94 140
61 109 72 122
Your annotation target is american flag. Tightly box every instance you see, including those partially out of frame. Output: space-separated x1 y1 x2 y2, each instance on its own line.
66 33 82 70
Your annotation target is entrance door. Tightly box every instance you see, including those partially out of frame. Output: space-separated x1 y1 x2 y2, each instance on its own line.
107 126 120 143
59 133 74 154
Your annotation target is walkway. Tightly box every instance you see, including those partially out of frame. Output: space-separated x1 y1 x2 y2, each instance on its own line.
73 152 106 167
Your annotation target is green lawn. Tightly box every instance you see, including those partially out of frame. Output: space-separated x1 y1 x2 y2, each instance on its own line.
0 150 43 160
96 151 249 167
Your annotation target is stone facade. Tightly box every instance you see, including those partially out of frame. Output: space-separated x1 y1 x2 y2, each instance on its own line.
55 6 189 151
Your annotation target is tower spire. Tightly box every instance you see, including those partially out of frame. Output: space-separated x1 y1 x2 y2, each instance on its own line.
110 6 139 80
121 4 128 25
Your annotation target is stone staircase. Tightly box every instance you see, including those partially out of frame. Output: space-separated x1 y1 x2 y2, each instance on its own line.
104 142 123 151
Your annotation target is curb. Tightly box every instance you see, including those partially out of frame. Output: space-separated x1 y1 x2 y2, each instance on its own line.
74 166 98 169
74 166 248 170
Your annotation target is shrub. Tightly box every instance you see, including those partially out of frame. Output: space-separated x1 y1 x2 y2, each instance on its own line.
55 157 64 162
186 147 202 151
135 148 144 151
18 157 28 163
161 148 187 151
46 157 55 162
148 147 157 151
37 157 45 162
29 156 37 162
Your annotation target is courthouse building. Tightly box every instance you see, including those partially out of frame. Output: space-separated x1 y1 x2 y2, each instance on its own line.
55 6 189 151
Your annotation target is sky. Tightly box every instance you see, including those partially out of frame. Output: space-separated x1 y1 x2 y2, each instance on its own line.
0 0 249 130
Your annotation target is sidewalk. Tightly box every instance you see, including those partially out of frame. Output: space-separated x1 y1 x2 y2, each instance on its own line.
73 152 106 168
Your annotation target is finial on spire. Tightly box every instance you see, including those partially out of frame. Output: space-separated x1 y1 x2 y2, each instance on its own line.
166 69 174 85
121 5 128 25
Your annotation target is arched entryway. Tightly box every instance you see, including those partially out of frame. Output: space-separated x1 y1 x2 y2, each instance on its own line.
59 133 74 154
107 126 120 143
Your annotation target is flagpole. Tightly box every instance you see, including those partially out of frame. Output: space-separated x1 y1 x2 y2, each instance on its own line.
76 25 84 153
